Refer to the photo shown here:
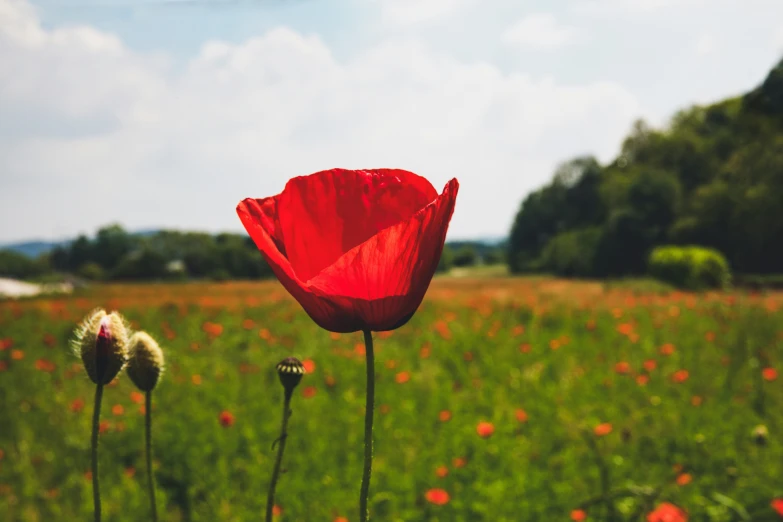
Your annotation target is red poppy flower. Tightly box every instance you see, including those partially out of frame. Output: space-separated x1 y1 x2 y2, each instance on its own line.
219 410 235 427
425 488 450 505
771 498 783 516
647 502 687 522
237 169 459 333
571 509 587 521
476 421 495 438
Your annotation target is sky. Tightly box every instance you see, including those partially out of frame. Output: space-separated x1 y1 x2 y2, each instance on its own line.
0 0 782 244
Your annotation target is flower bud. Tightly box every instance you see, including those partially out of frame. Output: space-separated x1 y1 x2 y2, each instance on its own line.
72 309 129 385
126 331 165 392
276 357 304 399
752 424 768 446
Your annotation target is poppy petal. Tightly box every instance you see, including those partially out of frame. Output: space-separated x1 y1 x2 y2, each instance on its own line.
278 169 439 282
309 178 459 331
237 198 361 332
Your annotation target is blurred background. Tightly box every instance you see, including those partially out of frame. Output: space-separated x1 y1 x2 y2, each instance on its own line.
1 1 783 521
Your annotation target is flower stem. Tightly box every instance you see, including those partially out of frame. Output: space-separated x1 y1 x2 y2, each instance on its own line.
266 393 292 522
91 383 104 522
359 329 375 522
145 391 158 522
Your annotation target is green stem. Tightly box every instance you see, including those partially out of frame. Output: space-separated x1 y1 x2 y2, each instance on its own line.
145 391 158 522
266 394 291 522
359 330 375 522
91 384 104 522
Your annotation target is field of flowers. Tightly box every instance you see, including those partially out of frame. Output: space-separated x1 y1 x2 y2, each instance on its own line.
0 278 782 521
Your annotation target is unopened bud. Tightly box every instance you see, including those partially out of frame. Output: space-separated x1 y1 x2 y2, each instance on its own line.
753 424 768 446
127 331 165 392
72 309 130 385
276 357 304 399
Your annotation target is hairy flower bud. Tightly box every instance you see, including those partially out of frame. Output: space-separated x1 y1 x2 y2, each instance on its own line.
276 357 305 399
126 331 165 392
72 309 130 385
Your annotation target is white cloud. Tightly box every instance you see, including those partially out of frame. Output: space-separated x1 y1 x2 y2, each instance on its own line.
0 0 643 242
572 0 706 16
503 13 579 50
374 0 469 25
694 33 715 56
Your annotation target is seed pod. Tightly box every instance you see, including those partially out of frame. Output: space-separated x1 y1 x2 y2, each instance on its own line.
276 357 305 400
127 331 165 392
72 309 130 385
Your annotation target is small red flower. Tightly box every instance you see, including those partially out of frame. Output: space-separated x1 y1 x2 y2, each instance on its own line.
762 367 778 382
672 370 689 383
130 391 144 404
476 421 495 438
70 398 85 413
647 502 687 522
676 473 692 486
395 371 410 384
425 488 450 505
643 359 657 372
571 509 587 521
594 423 612 437
515 409 528 423
435 465 448 478
302 359 316 374
439 410 452 422
614 361 631 375
771 498 783 516
302 386 317 398
219 411 235 427
237 169 459 333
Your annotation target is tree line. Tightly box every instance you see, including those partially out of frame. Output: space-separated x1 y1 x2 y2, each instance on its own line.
0 225 506 282
508 57 783 279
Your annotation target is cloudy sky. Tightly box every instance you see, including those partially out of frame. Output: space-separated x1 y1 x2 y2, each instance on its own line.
0 0 781 244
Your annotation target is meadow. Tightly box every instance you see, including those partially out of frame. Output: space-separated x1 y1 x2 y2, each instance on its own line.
0 277 781 521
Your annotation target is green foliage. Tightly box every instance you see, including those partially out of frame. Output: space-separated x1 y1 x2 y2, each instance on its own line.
452 246 478 268
0 282 781 521
648 245 732 290
508 56 783 278
436 245 454 273
0 250 50 279
46 224 274 282
540 228 602 277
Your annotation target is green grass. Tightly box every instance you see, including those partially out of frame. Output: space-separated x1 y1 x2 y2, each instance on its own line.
0 280 781 521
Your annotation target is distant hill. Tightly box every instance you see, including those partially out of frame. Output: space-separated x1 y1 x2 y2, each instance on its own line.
1 229 162 258
0 240 70 258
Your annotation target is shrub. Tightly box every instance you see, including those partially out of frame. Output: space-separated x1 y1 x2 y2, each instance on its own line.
540 228 603 278
648 245 731 290
452 247 478 268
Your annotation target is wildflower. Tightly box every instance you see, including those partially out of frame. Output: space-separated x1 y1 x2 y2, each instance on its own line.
425 488 450 505
219 411 235 427
571 509 587 521
647 502 687 522
476 421 495 438
594 423 612 437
